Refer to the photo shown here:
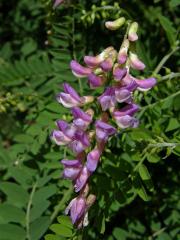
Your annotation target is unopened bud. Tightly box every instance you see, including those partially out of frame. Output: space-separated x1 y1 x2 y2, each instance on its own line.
83 96 94 104
128 22 138 42
118 39 129 64
86 194 96 208
105 17 126 31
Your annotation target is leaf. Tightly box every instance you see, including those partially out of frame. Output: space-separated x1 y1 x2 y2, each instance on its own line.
133 174 150 201
165 118 179 132
57 216 73 229
158 15 176 46
50 224 73 237
138 164 151 180
0 224 26 240
170 0 180 8
0 182 29 207
45 234 65 240
113 227 129 240
147 154 161 163
33 185 57 205
30 200 50 222
30 216 50 240
0 204 25 225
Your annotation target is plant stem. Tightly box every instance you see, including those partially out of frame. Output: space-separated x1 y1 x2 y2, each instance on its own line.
50 185 73 223
159 72 180 82
153 47 179 75
26 181 38 240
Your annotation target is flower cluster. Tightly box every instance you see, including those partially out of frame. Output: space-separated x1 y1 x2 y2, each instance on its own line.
51 19 156 228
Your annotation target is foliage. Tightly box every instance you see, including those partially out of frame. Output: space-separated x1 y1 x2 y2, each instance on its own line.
0 0 179 240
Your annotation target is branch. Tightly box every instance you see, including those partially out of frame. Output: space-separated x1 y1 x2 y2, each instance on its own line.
26 181 38 240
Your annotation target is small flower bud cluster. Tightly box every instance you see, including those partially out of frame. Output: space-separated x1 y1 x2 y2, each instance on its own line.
51 19 156 228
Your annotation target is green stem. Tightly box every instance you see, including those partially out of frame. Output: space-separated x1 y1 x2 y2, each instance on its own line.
50 185 73 223
153 47 179 75
159 72 180 82
26 181 38 240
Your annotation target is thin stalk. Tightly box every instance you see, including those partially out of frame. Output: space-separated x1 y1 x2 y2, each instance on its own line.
159 72 180 82
72 7 83 95
50 185 73 223
26 181 38 240
153 47 179 75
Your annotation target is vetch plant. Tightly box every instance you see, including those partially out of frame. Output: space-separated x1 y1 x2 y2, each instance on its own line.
51 17 157 228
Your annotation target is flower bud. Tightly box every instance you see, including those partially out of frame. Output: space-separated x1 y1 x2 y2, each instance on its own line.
129 52 145 70
118 39 129 64
128 22 138 42
105 17 126 31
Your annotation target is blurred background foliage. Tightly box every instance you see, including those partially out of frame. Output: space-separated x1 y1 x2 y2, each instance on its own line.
0 0 179 239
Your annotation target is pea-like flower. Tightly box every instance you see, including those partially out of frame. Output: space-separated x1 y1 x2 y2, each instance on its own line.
86 148 102 172
70 60 92 78
95 120 116 142
61 159 83 180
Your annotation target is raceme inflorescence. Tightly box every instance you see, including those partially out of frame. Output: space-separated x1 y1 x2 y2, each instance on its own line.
51 18 156 228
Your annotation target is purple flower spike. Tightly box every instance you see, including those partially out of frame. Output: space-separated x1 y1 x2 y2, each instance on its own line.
115 88 132 103
70 60 92 78
86 148 101 172
61 159 83 180
65 197 86 225
84 55 103 67
98 87 116 111
95 120 116 142
113 66 127 81
74 166 90 192
88 73 105 88
114 104 139 117
129 52 145 70
51 130 71 145
114 115 139 129
100 58 113 72
57 83 83 108
135 78 157 91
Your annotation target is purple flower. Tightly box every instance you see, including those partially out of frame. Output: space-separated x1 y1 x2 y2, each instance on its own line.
113 104 139 129
56 83 83 108
50 130 71 145
135 78 157 91
68 131 90 154
84 55 104 67
98 87 116 111
113 66 127 81
100 58 113 72
65 196 86 224
61 159 83 180
95 120 116 142
129 52 145 70
114 115 139 128
115 88 132 103
56 120 76 138
88 73 105 88
70 60 92 78
114 104 139 117
74 166 90 192
72 107 92 130
86 148 101 172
